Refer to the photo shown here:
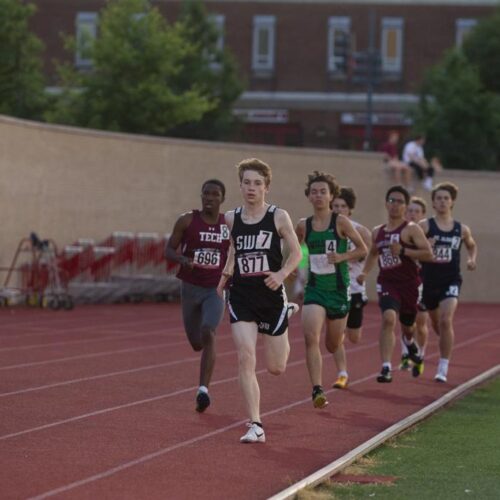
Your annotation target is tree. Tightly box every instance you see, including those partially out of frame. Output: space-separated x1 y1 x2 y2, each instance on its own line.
169 0 244 140
411 50 500 171
0 0 47 119
48 0 214 135
462 11 500 95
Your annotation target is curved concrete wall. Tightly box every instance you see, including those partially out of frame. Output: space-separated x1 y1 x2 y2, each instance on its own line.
1 115 498 302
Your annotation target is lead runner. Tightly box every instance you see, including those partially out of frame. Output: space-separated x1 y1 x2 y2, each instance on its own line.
166 179 230 413
217 158 301 444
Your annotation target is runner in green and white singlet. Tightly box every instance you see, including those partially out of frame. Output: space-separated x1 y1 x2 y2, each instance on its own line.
296 172 367 410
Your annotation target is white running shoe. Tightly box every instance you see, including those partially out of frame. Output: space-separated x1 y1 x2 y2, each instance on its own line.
287 302 300 318
434 371 447 383
240 423 266 443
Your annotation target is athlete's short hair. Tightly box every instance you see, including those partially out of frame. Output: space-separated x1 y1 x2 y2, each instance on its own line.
431 182 458 201
337 186 357 210
386 185 410 205
409 196 427 214
304 171 339 199
237 158 272 187
202 179 226 198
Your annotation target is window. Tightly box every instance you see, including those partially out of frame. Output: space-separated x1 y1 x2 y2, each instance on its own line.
209 14 225 69
75 12 98 68
252 16 276 73
327 17 351 74
381 17 403 75
456 19 477 47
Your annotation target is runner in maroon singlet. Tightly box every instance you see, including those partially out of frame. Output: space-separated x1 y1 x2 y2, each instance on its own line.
166 179 230 412
357 186 432 383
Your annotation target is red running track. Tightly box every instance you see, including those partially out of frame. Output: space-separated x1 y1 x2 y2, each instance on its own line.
0 302 499 499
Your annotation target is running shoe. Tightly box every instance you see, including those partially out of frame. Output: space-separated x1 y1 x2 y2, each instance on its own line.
287 302 300 318
412 358 424 378
399 354 411 371
312 386 328 408
376 366 392 383
240 422 266 443
195 391 210 413
406 342 423 365
332 375 349 389
434 371 447 383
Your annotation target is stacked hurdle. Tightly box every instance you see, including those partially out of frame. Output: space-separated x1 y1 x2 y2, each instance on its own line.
60 232 180 304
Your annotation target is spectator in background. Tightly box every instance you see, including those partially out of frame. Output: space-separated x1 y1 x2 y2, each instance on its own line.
402 135 442 192
380 131 412 190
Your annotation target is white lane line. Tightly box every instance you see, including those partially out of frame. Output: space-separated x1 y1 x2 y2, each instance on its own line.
0 314 181 337
0 340 379 440
0 321 377 397
269 364 500 500
0 342 175 371
24 326 500 499
0 327 184 353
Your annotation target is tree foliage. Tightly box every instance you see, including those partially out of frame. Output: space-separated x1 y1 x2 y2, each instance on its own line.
411 50 500 171
48 0 243 139
462 11 500 95
169 0 244 140
0 0 47 119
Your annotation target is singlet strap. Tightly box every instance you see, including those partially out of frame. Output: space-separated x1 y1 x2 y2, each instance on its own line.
305 216 313 243
428 217 437 236
329 212 338 231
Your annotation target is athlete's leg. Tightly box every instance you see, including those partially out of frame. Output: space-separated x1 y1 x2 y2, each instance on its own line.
437 297 459 360
428 307 440 336
333 340 347 373
198 290 224 387
415 310 429 356
302 304 326 387
181 284 203 350
231 321 260 423
346 326 362 344
380 309 397 364
325 317 348 354
263 331 290 375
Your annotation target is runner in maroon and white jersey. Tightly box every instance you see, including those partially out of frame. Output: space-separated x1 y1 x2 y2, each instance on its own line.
166 179 230 413
358 186 432 383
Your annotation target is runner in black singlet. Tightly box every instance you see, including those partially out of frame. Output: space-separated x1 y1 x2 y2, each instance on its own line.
419 182 477 383
216 159 302 444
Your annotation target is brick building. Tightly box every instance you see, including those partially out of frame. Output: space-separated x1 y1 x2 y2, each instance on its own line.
30 0 497 148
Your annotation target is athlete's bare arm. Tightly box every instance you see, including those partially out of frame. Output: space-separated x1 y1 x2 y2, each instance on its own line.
295 218 307 244
264 209 302 291
357 225 381 285
165 212 194 269
329 215 367 264
462 224 477 271
357 224 372 254
398 222 433 261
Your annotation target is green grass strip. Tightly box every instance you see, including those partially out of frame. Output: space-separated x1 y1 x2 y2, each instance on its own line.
312 376 500 500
